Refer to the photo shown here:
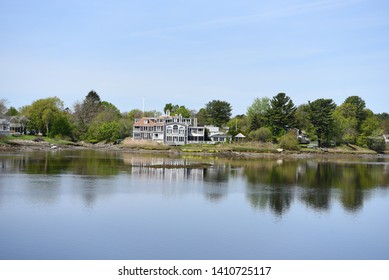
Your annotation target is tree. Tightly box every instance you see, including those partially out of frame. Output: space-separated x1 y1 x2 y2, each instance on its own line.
357 109 380 147
22 97 64 135
227 115 248 136
344 96 366 132
6 106 19 116
86 101 121 142
376 113 389 134
267 93 296 137
205 100 232 127
163 103 191 118
73 90 102 140
333 103 359 144
308 99 336 147
0 99 7 115
196 108 209 126
246 97 270 131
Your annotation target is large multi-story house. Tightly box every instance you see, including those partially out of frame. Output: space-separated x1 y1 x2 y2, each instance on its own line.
133 113 206 145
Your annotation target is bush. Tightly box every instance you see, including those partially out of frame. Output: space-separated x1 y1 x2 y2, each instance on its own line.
367 137 386 152
279 131 300 151
248 127 272 142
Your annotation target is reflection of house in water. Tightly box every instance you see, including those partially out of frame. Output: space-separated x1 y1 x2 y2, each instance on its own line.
123 156 206 182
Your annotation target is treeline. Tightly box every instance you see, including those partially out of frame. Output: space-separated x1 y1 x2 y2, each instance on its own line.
1 91 388 150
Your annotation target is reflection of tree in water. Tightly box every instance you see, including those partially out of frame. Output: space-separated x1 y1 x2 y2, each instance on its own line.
242 158 389 215
202 165 229 202
244 160 295 216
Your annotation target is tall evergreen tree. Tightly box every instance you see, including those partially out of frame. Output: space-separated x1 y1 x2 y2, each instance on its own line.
308 99 336 147
205 100 232 127
268 93 296 137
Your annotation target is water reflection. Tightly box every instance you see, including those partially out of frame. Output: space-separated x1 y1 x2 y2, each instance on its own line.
1 151 389 216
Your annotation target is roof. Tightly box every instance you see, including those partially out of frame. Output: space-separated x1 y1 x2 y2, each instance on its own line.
0 118 10 124
133 117 164 127
235 133 246 138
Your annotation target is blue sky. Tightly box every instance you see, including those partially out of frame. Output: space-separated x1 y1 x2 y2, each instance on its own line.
1 0 388 115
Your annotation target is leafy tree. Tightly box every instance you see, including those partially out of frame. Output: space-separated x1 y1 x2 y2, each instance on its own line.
49 112 73 139
196 108 208 126
267 93 296 137
227 115 248 136
163 103 191 118
246 97 270 131
376 113 389 134
344 96 366 131
357 109 380 147
333 103 359 144
23 97 66 136
86 101 121 142
6 106 18 116
205 100 232 127
294 104 315 137
308 99 336 147
73 90 102 139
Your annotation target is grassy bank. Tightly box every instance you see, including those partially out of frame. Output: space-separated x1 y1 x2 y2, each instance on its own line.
121 139 381 156
1 136 384 156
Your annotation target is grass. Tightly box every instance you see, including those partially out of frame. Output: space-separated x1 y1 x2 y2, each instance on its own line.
121 139 172 150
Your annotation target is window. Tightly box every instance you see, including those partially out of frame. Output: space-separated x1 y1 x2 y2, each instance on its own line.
179 128 185 135
173 125 178 133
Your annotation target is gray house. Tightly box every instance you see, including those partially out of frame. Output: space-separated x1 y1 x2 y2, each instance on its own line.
0 118 10 136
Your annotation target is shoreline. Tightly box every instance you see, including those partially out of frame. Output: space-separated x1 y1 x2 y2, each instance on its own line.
1 139 388 160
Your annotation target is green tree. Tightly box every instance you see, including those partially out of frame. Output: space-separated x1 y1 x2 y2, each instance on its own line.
294 104 315 138
73 90 102 139
23 97 66 136
163 103 191 118
376 113 389 134
344 96 366 132
246 97 270 131
227 115 248 136
5 106 18 116
308 99 336 147
267 93 296 137
357 109 380 147
86 101 121 142
196 108 208 126
333 103 359 144
205 100 232 127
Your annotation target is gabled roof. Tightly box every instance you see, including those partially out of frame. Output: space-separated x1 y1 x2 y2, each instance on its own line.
235 133 246 138
0 118 10 124
133 117 164 127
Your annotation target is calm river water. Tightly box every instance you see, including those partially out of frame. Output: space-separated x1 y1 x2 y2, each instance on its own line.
1 150 389 260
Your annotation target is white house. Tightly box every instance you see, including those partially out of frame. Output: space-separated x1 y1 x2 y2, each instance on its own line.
210 133 232 143
0 118 10 136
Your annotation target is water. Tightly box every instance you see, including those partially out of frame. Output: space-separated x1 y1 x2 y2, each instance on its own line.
1 150 389 259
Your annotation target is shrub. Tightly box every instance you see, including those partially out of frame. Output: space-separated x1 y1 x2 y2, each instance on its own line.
279 131 300 151
248 127 272 142
367 137 386 152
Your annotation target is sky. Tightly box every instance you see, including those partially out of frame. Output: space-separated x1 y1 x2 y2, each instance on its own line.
1 0 389 115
